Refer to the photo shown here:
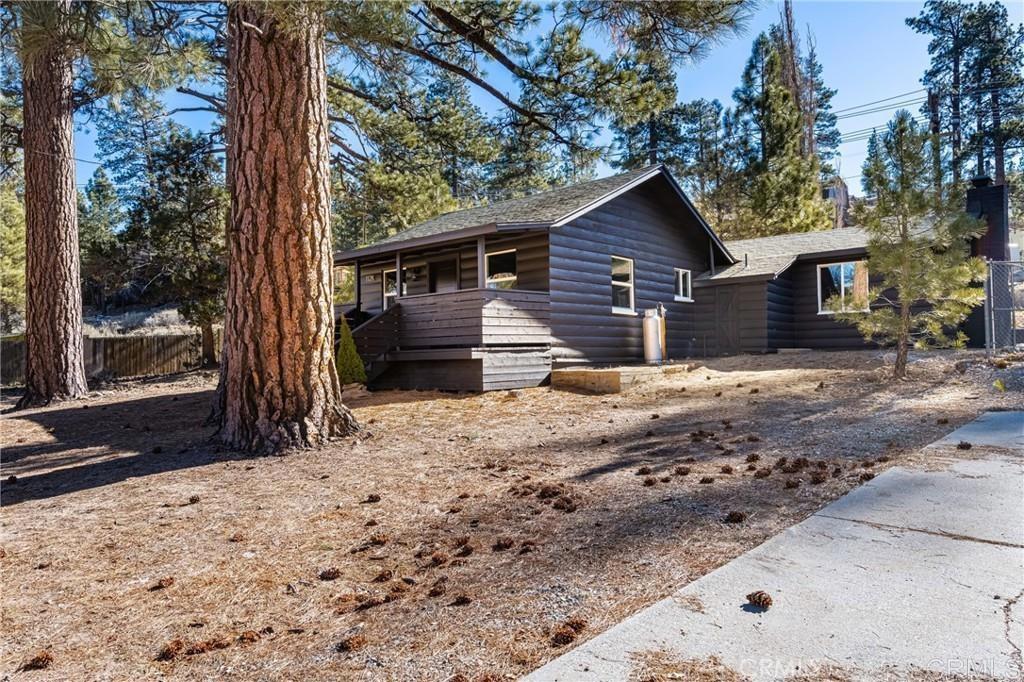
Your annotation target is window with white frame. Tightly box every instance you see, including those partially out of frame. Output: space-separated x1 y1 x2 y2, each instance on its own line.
817 261 869 313
674 268 692 302
611 255 635 313
485 249 517 289
382 269 407 310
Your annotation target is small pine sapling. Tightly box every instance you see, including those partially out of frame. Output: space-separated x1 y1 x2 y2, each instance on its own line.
335 316 367 385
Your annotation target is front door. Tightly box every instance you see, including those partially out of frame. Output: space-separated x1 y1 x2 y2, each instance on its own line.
715 287 740 355
429 259 458 293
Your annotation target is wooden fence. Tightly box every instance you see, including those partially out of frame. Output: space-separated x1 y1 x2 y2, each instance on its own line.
1 333 220 386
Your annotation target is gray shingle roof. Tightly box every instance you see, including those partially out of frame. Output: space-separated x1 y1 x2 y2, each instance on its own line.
699 254 799 281
724 227 869 259
367 166 663 247
700 227 869 281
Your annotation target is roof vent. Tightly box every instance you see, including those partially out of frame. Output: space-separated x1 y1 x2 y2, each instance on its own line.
971 175 993 188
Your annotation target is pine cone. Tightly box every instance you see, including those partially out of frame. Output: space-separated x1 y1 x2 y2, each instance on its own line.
746 590 772 609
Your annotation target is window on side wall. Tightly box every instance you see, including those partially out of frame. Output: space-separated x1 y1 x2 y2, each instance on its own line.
817 261 869 313
674 268 692 302
485 249 517 289
611 255 634 314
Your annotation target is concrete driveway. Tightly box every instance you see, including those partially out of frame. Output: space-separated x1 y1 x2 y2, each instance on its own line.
527 411 1024 681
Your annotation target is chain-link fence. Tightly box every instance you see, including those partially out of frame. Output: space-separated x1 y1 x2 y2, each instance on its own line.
985 260 1024 352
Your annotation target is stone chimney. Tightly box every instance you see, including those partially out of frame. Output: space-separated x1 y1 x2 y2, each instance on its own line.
966 176 1010 261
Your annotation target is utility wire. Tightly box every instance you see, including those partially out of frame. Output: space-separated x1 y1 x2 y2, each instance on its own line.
831 88 926 115
834 98 928 120
2 143 103 166
5 85 1021 181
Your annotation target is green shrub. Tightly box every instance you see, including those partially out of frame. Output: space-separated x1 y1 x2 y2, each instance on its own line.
335 316 366 385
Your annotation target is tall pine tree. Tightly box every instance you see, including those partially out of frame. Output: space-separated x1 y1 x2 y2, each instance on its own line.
676 98 744 232
0 178 25 334
77 167 124 311
836 111 986 379
963 2 1024 184
804 37 840 179
608 54 685 170
4 1 197 406
733 34 831 237
142 129 227 367
907 0 974 186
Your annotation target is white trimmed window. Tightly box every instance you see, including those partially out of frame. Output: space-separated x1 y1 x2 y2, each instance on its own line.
611 255 635 314
674 268 693 302
485 249 517 289
383 269 406 310
817 261 869 314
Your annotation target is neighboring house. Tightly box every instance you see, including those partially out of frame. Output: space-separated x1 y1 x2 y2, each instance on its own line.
334 166 1009 391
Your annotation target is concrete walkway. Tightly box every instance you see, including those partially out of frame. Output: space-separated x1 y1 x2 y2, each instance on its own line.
527 412 1024 681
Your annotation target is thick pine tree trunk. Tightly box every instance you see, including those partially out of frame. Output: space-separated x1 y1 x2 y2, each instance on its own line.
17 7 88 409
647 116 658 165
974 88 985 177
951 50 962 186
216 1 357 453
200 320 217 368
893 301 910 380
991 90 1004 184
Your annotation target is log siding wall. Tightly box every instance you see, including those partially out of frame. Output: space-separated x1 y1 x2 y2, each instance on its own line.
548 178 715 364
778 255 875 350
692 282 770 356
695 253 884 355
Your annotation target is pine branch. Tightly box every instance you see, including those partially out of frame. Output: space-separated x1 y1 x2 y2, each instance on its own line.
176 86 225 114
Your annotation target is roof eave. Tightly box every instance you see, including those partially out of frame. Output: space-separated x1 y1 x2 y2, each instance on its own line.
694 255 798 285
694 273 777 286
793 245 869 262
333 222 550 264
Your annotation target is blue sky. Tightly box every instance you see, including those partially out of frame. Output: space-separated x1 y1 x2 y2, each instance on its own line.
72 1 1023 197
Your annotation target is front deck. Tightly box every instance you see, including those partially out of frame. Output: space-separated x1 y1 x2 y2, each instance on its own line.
350 288 552 391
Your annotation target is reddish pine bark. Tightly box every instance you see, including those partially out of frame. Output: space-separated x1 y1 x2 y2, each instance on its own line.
200 320 217 368
215 2 357 453
17 1 88 408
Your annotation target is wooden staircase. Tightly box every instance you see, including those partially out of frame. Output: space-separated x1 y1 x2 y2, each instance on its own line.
350 305 400 383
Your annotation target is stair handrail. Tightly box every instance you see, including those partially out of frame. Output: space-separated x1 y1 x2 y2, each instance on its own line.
351 304 400 364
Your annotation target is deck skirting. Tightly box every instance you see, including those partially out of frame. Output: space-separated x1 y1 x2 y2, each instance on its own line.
371 346 551 392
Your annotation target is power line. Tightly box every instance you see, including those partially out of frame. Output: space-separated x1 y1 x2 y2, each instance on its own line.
831 84 1017 124
2 144 103 166
6 84 1021 182
834 98 927 120
831 89 926 115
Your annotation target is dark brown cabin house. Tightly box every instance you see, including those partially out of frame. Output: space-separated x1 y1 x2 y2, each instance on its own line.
334 166 1009 391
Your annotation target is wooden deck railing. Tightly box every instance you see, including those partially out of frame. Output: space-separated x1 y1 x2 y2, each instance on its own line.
350 288 551 357
397 288 550 348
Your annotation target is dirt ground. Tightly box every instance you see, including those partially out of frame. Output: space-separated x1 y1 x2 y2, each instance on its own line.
1 350 1019 681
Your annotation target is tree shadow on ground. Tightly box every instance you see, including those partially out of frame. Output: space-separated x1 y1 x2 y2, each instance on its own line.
344 387 478 409
0 381 477 506
0 389 252 506
569 370 953 482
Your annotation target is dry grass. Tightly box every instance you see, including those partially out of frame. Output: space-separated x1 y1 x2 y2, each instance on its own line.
0 350 1016 680
630 651 747 681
